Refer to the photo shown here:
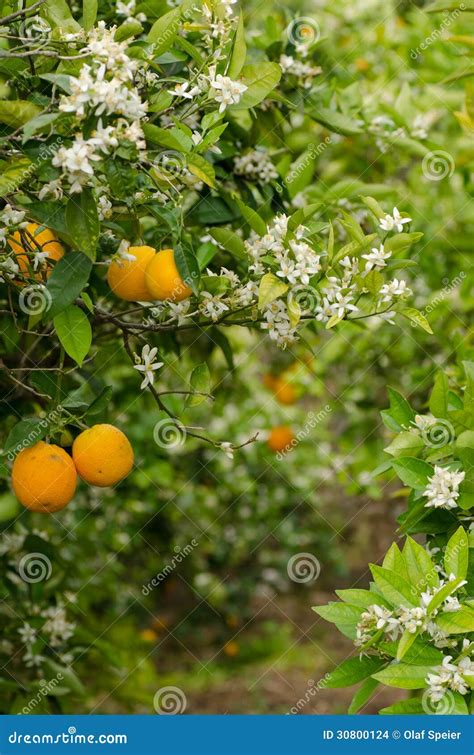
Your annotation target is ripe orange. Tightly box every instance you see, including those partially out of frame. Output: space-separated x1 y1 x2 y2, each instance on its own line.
12 441 77 513
273 377 297 405
140 629 158 643
8 223 64 280
72 424 134 487
107 245 156 301
223 641 240 657
145 248 192 302
267 426 295 453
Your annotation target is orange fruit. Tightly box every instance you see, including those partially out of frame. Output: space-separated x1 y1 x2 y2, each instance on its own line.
72 424 134 487
12 441 77 513
223 641 239 657
140 629 158 643
273 377 297 405
8 223 64 280
355 57 370 72
267 426 294 453
107 245 156 302
145 248 192 302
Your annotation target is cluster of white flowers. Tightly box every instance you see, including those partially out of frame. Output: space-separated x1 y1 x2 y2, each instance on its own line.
261 299 298 347
234 148 279 183
356 574 466 649
379 207 411 233
423 466 466 510
41 605 76 648
279 54 322 88
116 0 146 23
426 647 474 703
369 114 433 151
315 256 359 323
207 66 247 113
53 23 147 193
202 1 238 48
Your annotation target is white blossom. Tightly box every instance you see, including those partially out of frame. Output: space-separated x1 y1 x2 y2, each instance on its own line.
379 207 412 233
423 466 465 510
133 344 164 389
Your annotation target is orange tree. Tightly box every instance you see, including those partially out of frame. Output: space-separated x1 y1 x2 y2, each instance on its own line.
0 0 440 711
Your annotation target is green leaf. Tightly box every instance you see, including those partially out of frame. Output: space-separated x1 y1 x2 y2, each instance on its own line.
387 387 415 427
53 306 92 366
0 101 41 128
228 12 246 78
4 419 48 456
188 154 215 188
231 63 281 110
392 457 433 489
46 253 93 318
384 431 424 457
383 543 409 580
42 0 82 33
285 149 315 198
348 678 379 714
379 699 425 714
370 564 418 607
174 244 200 294
258 273 288 309
22 113 61 142
403 537 438 592
444 526 469 581
324 656 386 688
396 629 419 661
401 308 433 335
115 19 143 42
187 363 211 407
429 371 449 418
65 189 99 260
427 577 465 614
209 228 246 260
142 123 191 152
335 589 391 609
360 196 385 220
435 605 474 633
372 663 435 689
309 106 363 136
236 199 267 235
0 157 32 195
83 0 97 31
147 7 181 53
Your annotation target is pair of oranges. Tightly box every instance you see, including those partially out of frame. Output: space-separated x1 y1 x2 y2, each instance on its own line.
107 246 191 303
9 224 191 306
11 424 134 514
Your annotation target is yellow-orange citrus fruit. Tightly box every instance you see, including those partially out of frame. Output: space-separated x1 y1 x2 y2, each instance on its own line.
140 629 158 643
267 426 294 453
145 248 192 302
8 223 64 280
355 57 370 72
107 245 156 302
12 441 77 513
72 424 134 487
223 641 240 657
273 377 297 405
